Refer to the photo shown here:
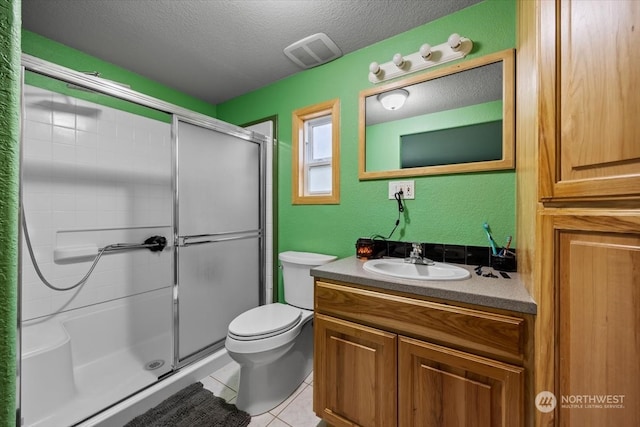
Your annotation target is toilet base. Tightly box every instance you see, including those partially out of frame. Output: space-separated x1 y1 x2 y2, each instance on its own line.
234 318 313 416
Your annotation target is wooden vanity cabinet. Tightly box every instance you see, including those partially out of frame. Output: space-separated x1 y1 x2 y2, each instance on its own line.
313 279 527 427
315 314 397 427
399 337 523 427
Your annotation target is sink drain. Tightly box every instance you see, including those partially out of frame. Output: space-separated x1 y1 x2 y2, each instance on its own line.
144 359 165 371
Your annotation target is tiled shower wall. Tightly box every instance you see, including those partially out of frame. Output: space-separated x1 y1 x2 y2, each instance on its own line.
21 85 173 320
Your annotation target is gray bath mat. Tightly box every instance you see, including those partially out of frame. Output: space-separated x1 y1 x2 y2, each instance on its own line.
125 382 251 427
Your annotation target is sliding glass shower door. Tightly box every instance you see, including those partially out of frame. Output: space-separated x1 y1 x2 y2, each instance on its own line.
174 119 264 364
20 56 268 426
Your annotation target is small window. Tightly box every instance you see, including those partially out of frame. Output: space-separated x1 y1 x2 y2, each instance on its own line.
292 99 340 204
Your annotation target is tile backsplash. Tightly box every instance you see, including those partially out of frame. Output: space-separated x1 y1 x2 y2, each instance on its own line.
363 239 514 268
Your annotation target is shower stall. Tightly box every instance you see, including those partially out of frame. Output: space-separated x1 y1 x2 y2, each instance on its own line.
18 56 268 426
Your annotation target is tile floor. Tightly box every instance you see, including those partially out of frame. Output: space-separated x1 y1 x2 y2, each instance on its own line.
201 361 327 427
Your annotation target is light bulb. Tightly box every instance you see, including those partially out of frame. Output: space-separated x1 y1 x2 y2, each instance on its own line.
368 62 383 81
448 33 462 51
392 53 405 69
419 43 432 60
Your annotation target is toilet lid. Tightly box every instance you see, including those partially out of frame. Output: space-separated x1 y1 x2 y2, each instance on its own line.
228 303 302 341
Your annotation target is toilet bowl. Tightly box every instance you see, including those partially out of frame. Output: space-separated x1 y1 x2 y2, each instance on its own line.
224 251 337 415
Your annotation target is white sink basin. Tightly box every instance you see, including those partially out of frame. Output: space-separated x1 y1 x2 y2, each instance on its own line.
363 258 471 281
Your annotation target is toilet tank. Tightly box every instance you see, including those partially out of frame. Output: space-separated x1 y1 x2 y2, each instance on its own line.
279 251 337 310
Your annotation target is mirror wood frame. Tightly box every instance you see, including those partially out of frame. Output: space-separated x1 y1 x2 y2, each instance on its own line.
358 49 515 180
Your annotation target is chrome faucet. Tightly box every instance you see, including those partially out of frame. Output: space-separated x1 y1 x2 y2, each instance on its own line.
405 243 435 265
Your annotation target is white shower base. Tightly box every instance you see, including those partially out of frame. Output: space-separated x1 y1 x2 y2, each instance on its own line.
21 287 230 427
80 349 230 427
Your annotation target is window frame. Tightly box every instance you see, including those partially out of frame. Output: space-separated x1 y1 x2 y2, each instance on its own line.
292 99 340 204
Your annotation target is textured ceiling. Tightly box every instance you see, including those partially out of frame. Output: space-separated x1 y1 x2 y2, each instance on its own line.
22 0 482 105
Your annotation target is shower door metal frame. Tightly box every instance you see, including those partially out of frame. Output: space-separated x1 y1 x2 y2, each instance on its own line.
172 115 266 368
18 54 268 420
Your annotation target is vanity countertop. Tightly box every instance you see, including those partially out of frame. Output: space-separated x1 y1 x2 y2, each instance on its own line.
311 256 536 315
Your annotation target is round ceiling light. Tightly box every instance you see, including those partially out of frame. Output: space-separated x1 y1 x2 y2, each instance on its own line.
377 89 409 110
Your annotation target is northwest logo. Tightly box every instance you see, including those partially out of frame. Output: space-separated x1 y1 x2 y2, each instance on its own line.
536 391 557 413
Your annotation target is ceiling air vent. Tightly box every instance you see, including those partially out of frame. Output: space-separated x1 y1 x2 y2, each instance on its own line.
284 33 342 69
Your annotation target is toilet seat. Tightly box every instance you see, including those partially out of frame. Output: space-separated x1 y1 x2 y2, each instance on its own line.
228 303 301 341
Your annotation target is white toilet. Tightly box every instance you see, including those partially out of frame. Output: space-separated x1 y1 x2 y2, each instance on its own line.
225 251 337 415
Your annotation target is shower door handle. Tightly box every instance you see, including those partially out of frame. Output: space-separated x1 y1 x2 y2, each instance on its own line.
178 230 261 247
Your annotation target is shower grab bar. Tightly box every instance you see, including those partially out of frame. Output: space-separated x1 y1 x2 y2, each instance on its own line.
179 230 261 247
101 235 168 253
100 243 160 252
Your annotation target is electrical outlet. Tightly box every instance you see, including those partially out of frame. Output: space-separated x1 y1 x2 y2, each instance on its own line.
388 180 415 199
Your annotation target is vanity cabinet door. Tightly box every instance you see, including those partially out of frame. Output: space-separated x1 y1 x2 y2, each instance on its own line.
314 313 397 427
539 0 640 200
398 336 523 427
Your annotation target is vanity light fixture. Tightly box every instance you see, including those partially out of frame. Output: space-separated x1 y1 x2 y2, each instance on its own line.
368 33 473 83
377 89 409 111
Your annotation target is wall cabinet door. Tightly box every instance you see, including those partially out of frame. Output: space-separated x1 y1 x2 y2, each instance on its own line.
557 225 640 426
398 336 523 427
540 0 640 200
314 313 397 427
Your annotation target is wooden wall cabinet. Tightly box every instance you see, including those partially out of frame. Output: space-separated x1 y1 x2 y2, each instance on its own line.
518 2 640 426
313 280 526 427
539 0 640 201
547 213 640 427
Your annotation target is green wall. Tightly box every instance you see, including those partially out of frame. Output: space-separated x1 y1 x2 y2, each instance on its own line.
217 0 517 271
25 70 174 123
0 0 20 424
22 30 218 118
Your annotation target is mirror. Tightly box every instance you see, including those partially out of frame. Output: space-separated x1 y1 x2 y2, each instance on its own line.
358 49 514 180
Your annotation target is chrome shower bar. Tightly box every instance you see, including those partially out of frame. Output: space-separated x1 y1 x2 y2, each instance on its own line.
101 243 157 252
101 236 167 253
179 230 261 248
